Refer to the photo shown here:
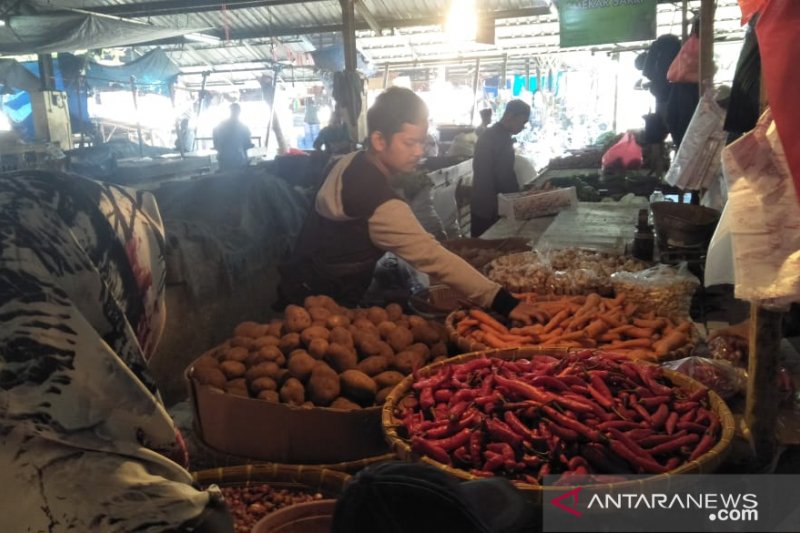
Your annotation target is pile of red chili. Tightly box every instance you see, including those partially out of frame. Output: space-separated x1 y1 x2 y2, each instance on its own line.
396 350 721 485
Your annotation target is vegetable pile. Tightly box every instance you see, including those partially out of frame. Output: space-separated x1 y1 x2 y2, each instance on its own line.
218 484 324 533
395 351 722 485
192 295 449 408
451 293 695 361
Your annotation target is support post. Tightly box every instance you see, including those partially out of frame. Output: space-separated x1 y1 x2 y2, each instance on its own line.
612 53 619 133
525 58 530 92
37 54 55 91
383 63 390 89
470 58 481 125
130 76 144 158
340 0 357 73
699 0 716 96
681 0 690 42
500 53 507 93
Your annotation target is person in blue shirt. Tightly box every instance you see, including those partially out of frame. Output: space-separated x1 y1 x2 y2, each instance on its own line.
212 103 253 171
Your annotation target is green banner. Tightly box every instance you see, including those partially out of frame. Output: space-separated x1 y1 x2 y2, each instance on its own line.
556 0 657 48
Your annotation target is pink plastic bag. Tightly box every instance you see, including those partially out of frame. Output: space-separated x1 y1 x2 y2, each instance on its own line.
667 34 700 83
601 133 643 173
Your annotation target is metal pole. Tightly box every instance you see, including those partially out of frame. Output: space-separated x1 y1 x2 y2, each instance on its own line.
681 0 690 42
500 53 507 93
383 63 390 88
130 76 144 158
340 0 357 72
699 0 716 97
612 54 619 133
525 58 530 92
37 54 55 91
193 72 208 151
76 76 86 148
470 58 481 125
263 67 281 153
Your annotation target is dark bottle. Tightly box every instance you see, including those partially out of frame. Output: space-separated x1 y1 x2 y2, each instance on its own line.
632 208 654 261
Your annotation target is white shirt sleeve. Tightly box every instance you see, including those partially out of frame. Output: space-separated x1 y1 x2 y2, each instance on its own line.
368 199 502 308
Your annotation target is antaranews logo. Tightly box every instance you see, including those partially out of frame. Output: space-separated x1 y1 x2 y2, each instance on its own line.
550 487 584 518
586 492 759 522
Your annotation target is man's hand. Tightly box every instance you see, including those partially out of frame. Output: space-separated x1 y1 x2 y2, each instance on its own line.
508 301 540 326
708 319 750 343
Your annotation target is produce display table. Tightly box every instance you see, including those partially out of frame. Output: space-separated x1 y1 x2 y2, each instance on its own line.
481 201 646 253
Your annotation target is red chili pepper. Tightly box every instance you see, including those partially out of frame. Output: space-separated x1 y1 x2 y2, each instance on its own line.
453 445 471 464
411 436 451 464
647 433 700 455
665 411 679 435
639 395 672 409
542 405 602 442
493 374 553 403
620 363 640 380
486 418 523 447
470 430 484 468
454 357 493 377
557 375 587 387
673 401 699 413
425 423 457 439
650 404 670 429
483 451 505 471
546 420 580 441
553 396 595 414
487 442 516 462
609 440 666 474
522 474 541 485
625 428 654 440
456 410 482 431
631 401 652 423
429 427 473 451
679 409 697 423
530 375 569 391
690 433 716 460
452 389 479 403
479 374 495 397
567 456 589 471
705 411 720 436
503 411 540 443
597 420 642 431
522 454 543 468
434 389 453 403
475 391 503 406
413 365 453 391
539 463 552 480
687 387 709 403
448 401 471 421
469 469 494 478
588 384 615 410
634 386 655 399
677 421 707 433
640 431 687 448
605 428 652 458
419 387 435 410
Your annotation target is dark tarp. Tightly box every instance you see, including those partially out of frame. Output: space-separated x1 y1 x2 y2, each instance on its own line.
0 13 205 55
0 59 39 92
59 49 180 95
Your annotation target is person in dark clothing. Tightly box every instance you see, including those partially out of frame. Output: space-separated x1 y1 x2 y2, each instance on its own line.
314 106 353 155
475 108 493 137
470 99 531 237
303 97 321 149
278 87 540 324
212 103 253 171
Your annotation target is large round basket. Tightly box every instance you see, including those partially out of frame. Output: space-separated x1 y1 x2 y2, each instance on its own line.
444 309 699 361
192 463 351 496
381 347 735 494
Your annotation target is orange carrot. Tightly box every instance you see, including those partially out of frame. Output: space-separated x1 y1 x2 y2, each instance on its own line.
633 318 666 330
585 319 608 338
652 330 687 356
602 338 653 349
469 309 509 333
543 309 569 334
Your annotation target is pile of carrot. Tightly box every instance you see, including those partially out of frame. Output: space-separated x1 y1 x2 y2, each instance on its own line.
398 351 721 485
452 292 694 360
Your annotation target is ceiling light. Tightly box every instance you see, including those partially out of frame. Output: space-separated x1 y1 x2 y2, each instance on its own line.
185 33 221 44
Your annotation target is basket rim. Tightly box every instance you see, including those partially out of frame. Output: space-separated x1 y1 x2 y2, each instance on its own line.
191 463 352 495
381 347 735 492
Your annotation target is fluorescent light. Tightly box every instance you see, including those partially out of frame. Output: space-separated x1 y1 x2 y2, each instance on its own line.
0 20 6 27
186 33 221 44
445 0 477 42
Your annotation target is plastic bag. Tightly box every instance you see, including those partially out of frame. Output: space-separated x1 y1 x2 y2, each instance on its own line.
601 133 642 174
667 34 700 83
707 334 749 367
610 263 700 319
663 356 747 400
664 90 727 190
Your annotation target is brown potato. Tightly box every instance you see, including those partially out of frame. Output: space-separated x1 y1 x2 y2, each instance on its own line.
395 319 410 330
411 324 440 345
374 370 405 390
223 346 250 362
308 306 332 322
387 327 414 352
275 368 291 386
326 314 351 328
279 377 305 405
234 321 267 339
302 401 315 408
287 350 316 382
308 337 329 360
316 295 340 311
392 350 424 375
329 326 354 348
325 343 358 373
193 354 219 369
377 321 398 339
385 303 404 322
375 340 395 361
407 315 428 329
284 305 312 333
267 320 284 338
431 342 448 359
375 386 394 405
353 318 380 337
343 308 356 321
246 345 284 366
278 333 301 354
245 361 280 382
230 337 255 349
193 366 227 388
219 360 246 379
367 306 389 325
250 376 278 393
330 397 361 410
409 343 431 362
356 336 383 358
357 355 389 377
227 378 247 389
300 326 330 346
226 385 250 398
340 370 378 405
352 309 368 321
252 335 281 349
257 390 280 403
304 295 324 309
307 363 341 406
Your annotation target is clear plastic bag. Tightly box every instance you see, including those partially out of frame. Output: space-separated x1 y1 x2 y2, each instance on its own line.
663 356 747 400
610 262 700 319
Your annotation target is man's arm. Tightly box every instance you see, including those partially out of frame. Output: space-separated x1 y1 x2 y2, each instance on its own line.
495 142 520 195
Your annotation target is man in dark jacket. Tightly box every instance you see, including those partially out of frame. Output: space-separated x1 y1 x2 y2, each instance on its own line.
470 100 531 237
212 103 253 171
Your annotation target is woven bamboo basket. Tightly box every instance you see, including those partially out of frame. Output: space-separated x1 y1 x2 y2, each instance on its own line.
444 309 699 362
192 463 351 495
381 347 735 493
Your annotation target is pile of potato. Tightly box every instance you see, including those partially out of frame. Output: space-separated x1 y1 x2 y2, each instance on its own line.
191 295 449 409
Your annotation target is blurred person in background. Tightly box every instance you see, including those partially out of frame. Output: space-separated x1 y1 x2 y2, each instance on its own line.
213 102 253 171
475 108 493 138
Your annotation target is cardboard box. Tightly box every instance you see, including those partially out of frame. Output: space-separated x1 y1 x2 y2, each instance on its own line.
497 186 578 220
187 364 389 464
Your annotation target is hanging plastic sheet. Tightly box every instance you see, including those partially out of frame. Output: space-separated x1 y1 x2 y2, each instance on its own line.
756 0 800 204
59 49 180 96
705 109 800 307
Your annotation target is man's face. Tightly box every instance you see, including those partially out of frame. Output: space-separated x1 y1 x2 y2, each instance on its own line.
508 113 529 135
372 121 427 174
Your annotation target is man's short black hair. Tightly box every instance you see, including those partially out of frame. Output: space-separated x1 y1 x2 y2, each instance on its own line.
479 108 492 119
367 87 429 143
502 99 531 119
